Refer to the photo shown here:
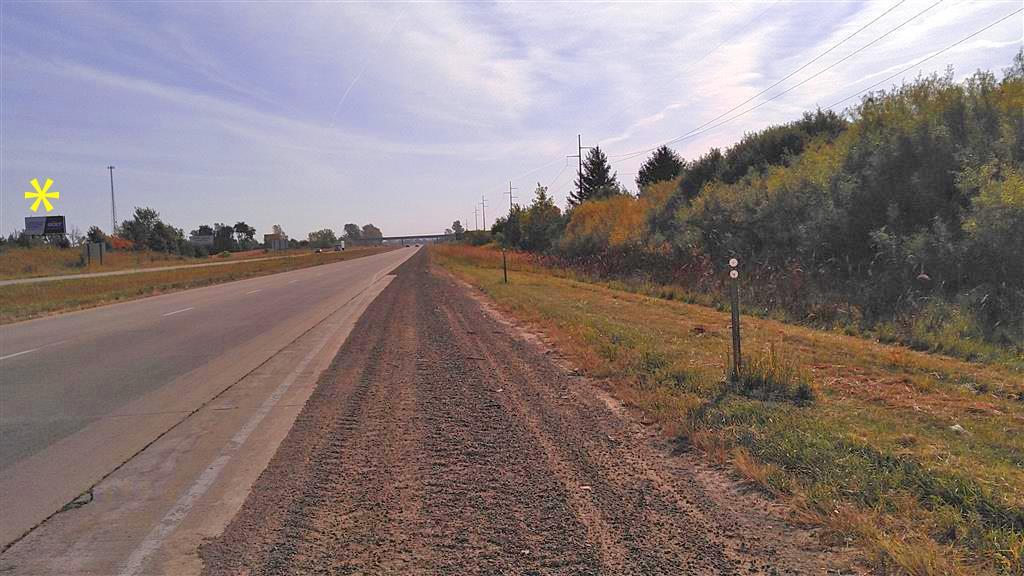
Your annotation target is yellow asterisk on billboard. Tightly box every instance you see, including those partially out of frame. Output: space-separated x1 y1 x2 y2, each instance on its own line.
25 178 60 212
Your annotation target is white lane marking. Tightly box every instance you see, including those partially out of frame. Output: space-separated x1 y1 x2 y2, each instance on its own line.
0 338 69 361
246 289 262 294
0 348 40 361
119 304 341 576
161 307 194 317
287 279 300 284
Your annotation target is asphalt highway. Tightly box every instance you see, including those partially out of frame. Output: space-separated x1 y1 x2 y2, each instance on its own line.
0 246 417 548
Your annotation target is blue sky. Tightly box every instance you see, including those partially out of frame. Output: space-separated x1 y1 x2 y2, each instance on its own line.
1 1 1021 239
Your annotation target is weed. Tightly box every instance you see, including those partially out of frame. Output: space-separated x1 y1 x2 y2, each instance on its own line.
734 344 815 405
434 245 1024 575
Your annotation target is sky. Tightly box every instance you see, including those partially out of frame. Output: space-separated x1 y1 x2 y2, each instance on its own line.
1 1 1021 240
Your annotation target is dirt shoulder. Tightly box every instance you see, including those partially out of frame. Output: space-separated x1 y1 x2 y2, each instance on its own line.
201 248 845 575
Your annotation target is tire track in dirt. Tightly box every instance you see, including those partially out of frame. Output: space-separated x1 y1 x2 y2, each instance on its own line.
201 249 836 575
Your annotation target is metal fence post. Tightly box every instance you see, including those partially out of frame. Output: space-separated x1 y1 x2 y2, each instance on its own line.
729 258 741 381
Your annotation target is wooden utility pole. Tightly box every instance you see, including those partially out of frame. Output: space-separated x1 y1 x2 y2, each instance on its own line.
107 165 117 234
507 181 517 215
567 135 592 203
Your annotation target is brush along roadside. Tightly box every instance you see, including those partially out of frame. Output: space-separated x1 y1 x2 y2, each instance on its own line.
0 247 393 325
432 244 1024 576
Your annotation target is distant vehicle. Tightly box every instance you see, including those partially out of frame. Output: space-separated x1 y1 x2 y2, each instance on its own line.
315 248 323 254
333 242 345 252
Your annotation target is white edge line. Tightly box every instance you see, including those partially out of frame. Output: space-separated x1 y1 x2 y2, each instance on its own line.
161 307 194 317
246 289 262 294
118 276 398 576
287 279 300 284
120 321 331 576
0 347 40 361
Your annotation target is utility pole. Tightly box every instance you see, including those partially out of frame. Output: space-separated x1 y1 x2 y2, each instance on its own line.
567 134 593 203
474 205 479 231
107 165 117 234
481 195 488 231
507 181 517 215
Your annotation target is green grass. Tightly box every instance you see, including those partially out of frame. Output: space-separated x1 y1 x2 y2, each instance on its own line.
433 244 1024 576
0 246 393 324
0 245 314 280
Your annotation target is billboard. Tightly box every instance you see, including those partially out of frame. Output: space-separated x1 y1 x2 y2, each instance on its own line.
189 235 215 248
24 216 66 235
264 233 288 251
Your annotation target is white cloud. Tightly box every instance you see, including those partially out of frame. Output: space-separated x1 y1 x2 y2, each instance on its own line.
2 0 1020 233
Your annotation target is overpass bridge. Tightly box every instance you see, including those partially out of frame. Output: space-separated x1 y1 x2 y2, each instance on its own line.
374 234 455 245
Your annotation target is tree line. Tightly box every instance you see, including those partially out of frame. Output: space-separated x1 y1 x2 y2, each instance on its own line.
2 208 385 258
486 51 1024 361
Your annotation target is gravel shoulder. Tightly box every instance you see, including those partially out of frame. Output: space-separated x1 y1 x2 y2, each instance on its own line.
201 248 841 575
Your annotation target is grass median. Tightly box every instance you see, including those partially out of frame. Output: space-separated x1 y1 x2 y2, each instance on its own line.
0 246 319 281
0 246 393 324
433 244 1024 576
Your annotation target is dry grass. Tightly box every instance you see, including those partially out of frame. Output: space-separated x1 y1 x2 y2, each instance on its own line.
0 245 315 280
0 246 392 324
433 244 1024 576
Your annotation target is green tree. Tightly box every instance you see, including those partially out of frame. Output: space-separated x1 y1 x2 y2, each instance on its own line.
678 148 724 202
190 224 214 237
451 220 465 239
343 223 362 241
119 207 160 249
521 183 563 252
308 228 337 248
86 226 108 246
361 223 383 240
570 146 622 206
213 223 236 252
234 220 256 242
636 146 684 193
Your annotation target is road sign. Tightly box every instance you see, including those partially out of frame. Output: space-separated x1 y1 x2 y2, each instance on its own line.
24 215 66 236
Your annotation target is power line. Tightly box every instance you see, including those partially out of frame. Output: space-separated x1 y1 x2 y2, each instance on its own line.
488 2 781 203
610 0 943 162
825 7 1023 110
587 0 782 136
614 4 1020 161
544 159 570 191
